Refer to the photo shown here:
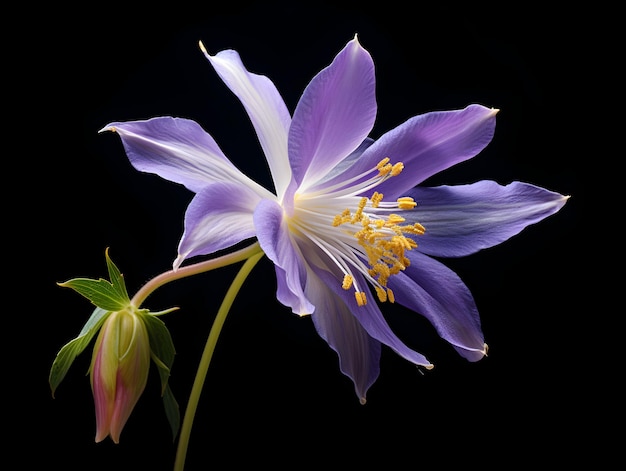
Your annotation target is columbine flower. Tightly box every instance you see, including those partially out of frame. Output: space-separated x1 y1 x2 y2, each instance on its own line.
90 308 151 443
101 35 568 403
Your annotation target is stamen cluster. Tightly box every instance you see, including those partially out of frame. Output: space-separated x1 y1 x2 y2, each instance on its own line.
333 188 425 305
291 157 425 308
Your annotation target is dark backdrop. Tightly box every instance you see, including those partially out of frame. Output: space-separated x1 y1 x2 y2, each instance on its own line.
17 2 584 469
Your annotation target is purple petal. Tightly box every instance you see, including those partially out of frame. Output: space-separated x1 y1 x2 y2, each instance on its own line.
101 117 264 194
352 104 497 199
174 182 263 268
253 199 314 315
313 266 433 368
305 269 380 403
202 46 292 198
289 35 376 189
388 251 487 361
405 181 570 257
306 137 375 194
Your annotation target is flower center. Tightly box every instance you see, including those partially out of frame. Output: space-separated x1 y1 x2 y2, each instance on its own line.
290 158 425 307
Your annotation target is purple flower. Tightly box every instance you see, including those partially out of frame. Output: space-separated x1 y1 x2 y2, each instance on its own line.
102 36 568 403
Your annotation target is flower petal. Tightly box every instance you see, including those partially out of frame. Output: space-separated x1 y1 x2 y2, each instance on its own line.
101 117 267 195
388 251 487 361
351 104 497 198
202 45 292 198
174 182 263 269
253 199 315 315
289 35 376 190
305 269 380 403
406 181 570 257
313 266 433 368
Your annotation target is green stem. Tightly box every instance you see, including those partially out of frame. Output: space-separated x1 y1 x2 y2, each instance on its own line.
173 250 264 471
131 242 262 307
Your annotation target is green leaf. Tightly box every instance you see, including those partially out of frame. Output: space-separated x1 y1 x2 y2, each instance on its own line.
57 248 131 311
49 307 111 397
105 247 129 301
143 312 177 395
162 384 180 441
58 278 129 312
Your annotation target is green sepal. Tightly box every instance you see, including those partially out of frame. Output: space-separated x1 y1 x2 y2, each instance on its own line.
142 312 177 395
162 384 180 441
142 311 179 439
150 307 180 317
57 248 130 312
49 307 111 397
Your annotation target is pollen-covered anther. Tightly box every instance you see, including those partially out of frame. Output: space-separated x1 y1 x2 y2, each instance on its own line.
385 214 406 225
390 162 404 176
342 274 354 290
397 197 417 209
375 157 390 170
374 285 387 302
350 197 368 224
371 191 383 208
355 291 367 306
332 209 351 227
402 222 426 235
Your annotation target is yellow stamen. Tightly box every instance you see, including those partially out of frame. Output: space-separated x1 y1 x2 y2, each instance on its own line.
397 197 417 209
371 191 383 208
351 197 368 224
342 274 353 290
375 285 387 302
391 162 404 176
355 291 367 306
332 208 351 227
376 157 390 169
332 159 427 305
377 163 393 177
386 214 406 225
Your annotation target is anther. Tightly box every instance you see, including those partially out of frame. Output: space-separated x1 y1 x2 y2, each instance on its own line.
371 192 383 208
390 162 404 176
376 157 390 169
377 163 393 177
375 286 387 302
351 197 368 223
355 291 367 306
397 197 417 209
386 214 406 225
342 274 354 290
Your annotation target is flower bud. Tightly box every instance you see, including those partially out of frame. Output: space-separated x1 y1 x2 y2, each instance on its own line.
89 308 150 443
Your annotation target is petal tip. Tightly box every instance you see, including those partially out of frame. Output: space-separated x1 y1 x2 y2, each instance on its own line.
98 125 116 134
198 40 207 55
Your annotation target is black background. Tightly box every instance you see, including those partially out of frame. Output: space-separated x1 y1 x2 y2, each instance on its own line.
16 2 587 469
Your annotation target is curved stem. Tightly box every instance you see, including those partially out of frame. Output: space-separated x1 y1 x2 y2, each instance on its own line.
132 242 262 307
173 250 264 471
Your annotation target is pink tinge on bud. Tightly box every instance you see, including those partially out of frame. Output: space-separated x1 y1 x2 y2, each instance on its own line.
90 309 150 444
